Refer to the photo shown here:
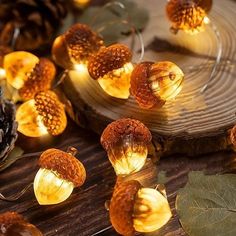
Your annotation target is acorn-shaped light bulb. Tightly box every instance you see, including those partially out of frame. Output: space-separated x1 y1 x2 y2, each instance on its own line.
3 51 39 89
101 118 152 175
16 90 67 137
130 61 184 109
4 52 56 100
52 23 104 69
166 0 213 34
0 212 43 236
34 147 86 205
109 180 172 235
88 44 134 99
0 46 11 79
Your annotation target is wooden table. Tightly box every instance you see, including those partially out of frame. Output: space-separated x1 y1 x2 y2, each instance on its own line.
0 119 235 236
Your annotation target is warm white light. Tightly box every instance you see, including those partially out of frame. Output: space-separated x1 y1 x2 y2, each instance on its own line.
0 68 6 80
203 16 210 25
74 63 88 73
34 168 74 205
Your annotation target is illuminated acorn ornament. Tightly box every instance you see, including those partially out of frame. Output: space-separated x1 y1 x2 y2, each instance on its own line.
52 23 104 69
166 0 213 34
34 147 86 205
109 180 172 235
130 61 184 109
16 90 67 137
3 51 56 100
101 118 152 175
0 212 43 236
88 44 134 99
0 45 11 79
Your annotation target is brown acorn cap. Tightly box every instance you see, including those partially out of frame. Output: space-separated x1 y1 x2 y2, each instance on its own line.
39 148 86 187
166 0 212 31
65 23 104 64
109 180 142 235
88 44 132 80
34 90 67 136
130 62 166 109
101 118 152 152
19 58 56 100
52 35 73 69
230 125 236 147
0 212 25 226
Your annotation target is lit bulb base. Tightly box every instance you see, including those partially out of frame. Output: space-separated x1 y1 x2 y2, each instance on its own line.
107 141 148 176
97 63 133 99
34 168 74 205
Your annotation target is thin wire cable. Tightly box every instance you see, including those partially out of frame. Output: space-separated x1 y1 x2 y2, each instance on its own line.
0 183 33 202
200 19 223 93
91 225 113 236
96 19 144 64
11 27 20 50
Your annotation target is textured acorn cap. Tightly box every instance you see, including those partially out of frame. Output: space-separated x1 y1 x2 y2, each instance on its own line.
88 44 132 80
0 212 25 226
101 118 152 152
230 125 236 147
166 0 212 31
34 90 67 136
130 62 166 109
39 148 86 187
109 180 142 236
19 58 56 100
65 23 104 64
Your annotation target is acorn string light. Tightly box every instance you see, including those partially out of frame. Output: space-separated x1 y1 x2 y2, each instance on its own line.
130 61 184 109
108 179 172 235
0 212 43 236
230 125 236 148
52 23 104 70
166 0 213 34
88 43 134 99
101 118 152 175
3 51 56 100
16 90 67 137
34 147 86 205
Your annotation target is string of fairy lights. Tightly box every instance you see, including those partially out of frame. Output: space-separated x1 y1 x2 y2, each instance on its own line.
1 1 234 236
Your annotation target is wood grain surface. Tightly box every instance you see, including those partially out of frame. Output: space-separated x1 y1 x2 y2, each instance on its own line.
0 120 235 236
63 0 236 156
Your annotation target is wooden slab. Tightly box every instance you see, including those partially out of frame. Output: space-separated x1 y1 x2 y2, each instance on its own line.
63 0 236 156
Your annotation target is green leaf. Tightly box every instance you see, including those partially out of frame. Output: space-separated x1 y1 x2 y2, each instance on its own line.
176 172 236 236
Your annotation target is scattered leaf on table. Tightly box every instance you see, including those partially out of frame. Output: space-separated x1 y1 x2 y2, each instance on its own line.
0 146 24 172
176 172 236 236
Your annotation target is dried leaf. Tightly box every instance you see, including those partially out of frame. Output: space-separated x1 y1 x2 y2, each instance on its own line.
0 146 24 171
176 172 236 236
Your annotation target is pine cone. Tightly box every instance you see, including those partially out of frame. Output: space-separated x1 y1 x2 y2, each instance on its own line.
0 0 67 51
0 89 18 162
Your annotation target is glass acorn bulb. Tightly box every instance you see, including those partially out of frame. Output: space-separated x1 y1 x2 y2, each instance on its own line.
16 90 67 137
130 61 184 109
73 0 91 9
166 0 213 34
109 180 172 235
52 23 104 69
3 51 39 89
34 147 86 205
88 44 134 99
0 45 11 79
101 118 152 176
0 212 43 236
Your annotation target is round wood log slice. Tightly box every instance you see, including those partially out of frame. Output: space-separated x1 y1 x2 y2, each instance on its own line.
62 0 236 157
